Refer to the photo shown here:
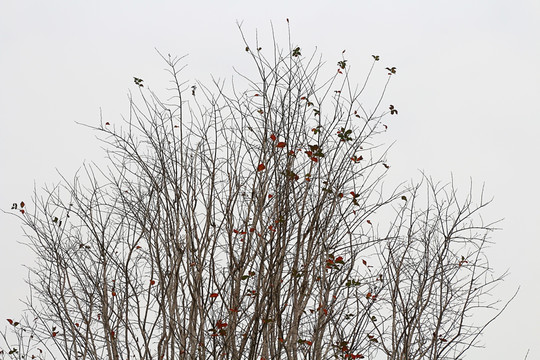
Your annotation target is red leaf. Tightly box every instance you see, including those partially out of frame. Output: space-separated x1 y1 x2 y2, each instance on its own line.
366 292 372 299
216 320 228 329
362 259 367 265
20 201 25 208
210 293 219 298
311 157 318 162
276 142 286 148
305 340 313 346
52 332 57 337
20 210 25 214
257 163 266 171
7 319 13 325
268 194 273 198
270 134 277 141
112 291 116 296
105 122 110 126
150 280 156 285
366 220 372 225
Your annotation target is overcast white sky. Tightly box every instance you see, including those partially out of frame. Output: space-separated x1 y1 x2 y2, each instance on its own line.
1 1 539 358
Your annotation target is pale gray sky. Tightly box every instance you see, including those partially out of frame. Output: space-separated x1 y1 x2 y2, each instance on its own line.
1 1 539 358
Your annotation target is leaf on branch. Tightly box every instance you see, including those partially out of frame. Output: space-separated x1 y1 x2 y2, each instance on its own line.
372 55 380 61
385 67 396 74
210 293 219 298
389 104 398 115
367 334 378 342
133 77 144 87
292 47 301 57
257 163 266 171
337 60 347 69
337 128 353 141
270 134 277 141
276 142 286 148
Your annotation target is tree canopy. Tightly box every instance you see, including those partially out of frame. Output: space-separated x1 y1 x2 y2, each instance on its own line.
2 28 507 360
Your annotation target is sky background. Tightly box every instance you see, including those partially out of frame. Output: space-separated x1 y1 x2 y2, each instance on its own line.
1 1 539 358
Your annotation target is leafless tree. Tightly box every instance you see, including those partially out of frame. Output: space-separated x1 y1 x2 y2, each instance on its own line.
366 178 509 359
2 28 507 360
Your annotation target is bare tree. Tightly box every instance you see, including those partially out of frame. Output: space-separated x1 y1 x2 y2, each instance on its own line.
2 28 506 360
367 178 509 360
